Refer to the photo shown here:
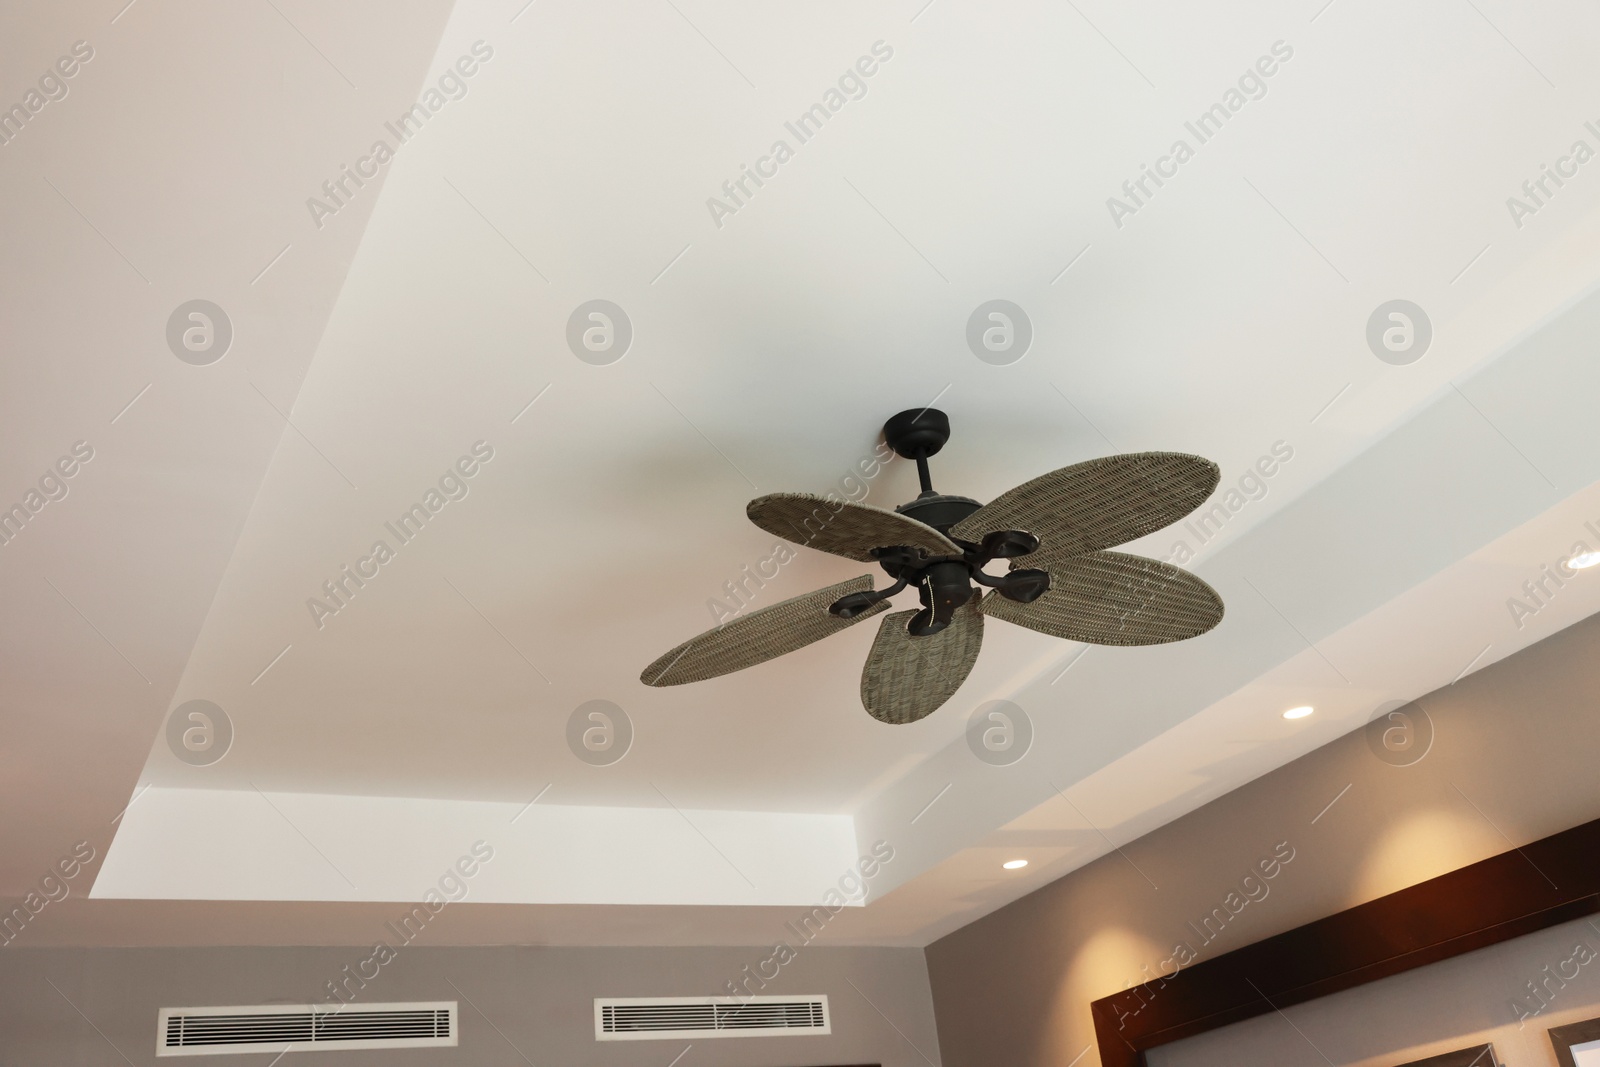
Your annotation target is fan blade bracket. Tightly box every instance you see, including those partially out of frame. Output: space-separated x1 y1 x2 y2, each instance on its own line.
829 572 912 618
829 590 882 619
997 567 1050 603
978 529 1040 560
950 452 1220 556
980 550 1223 646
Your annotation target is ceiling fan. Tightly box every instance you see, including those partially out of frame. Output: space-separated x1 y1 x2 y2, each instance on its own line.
641 408 1225 724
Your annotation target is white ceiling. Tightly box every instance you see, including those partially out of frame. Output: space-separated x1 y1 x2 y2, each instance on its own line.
6 0 1600 944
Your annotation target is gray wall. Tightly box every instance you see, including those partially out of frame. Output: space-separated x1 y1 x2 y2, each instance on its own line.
924 610 1600 1067
0 944 938 1067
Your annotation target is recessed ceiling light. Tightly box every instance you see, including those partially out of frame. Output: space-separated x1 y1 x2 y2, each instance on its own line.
1002 859 1028 870
1282 705 1314 720
1569 551 1600 570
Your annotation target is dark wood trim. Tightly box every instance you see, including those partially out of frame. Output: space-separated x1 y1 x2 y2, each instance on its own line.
1398 1045 1500 1067
1089 817 1600 1067
1549 1018 1600 1067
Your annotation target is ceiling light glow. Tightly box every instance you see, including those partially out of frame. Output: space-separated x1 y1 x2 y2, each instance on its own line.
1002 859 1028 870
1282 705 1314 720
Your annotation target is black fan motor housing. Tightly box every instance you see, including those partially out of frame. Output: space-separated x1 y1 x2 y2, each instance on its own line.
895 491 981 534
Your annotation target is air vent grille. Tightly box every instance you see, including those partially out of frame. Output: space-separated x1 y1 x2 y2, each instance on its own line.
595 996 829 1041
156 1002 456 1056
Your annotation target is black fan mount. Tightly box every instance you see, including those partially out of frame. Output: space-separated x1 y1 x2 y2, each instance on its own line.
830 408 1048 636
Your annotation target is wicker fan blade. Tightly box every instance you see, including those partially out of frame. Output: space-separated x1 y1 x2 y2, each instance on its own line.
981 549 1222 646
950 452 1219 555
747 493 959 563
641 575 889 686
860 593 984 725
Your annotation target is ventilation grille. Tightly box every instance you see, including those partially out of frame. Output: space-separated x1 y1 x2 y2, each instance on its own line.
156 1002 457 1056
595 996 829 1041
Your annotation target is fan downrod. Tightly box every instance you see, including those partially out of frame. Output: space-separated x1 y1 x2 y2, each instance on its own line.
883 407 982 533
884 407 950 496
